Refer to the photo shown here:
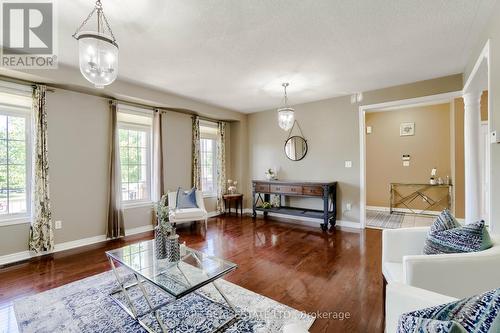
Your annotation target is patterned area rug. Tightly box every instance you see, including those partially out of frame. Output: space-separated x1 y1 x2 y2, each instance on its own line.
366 210 404 229
14 270 314 333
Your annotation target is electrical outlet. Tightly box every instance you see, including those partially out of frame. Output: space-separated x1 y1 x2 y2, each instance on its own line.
346 203 352 211
366 126 372 134
345 160 352 168
403 161 410 167
55 220 62 229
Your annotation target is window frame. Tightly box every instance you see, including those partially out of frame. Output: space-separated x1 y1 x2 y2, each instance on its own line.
0 104 32 224
199 121 218 198
117 121 153 207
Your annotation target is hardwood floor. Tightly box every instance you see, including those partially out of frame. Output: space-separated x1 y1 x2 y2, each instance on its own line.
0 215 384 333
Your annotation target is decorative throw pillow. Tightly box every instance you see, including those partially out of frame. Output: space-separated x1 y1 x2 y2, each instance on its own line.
423 210 493 255
175 187 198 209
397 288 500 333
429 209 461 233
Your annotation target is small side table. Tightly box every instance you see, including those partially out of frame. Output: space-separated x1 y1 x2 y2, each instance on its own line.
223 194 243 216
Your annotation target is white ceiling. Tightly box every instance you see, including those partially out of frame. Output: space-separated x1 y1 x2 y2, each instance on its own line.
55 0 496 113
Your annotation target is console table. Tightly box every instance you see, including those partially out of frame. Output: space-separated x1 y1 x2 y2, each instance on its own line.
252 180 337 230
390 183 452 215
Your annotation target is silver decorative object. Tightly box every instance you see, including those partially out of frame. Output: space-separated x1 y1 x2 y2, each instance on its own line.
154 223 167 259
166 233 180 262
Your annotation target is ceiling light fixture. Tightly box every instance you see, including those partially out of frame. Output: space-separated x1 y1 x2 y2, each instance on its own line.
73 0 118 88
277 83 295 131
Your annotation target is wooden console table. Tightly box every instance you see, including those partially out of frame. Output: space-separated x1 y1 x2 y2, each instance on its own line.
252 180 337 230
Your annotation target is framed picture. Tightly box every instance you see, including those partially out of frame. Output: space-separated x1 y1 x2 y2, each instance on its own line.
400 122 415 136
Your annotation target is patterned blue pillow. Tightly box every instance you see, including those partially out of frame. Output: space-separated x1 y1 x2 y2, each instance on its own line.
423 210 493 255
175 187 198 209
397 288 500 333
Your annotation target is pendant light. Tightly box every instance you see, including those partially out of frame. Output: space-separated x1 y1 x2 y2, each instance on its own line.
277 83 295 131
73 0 118 88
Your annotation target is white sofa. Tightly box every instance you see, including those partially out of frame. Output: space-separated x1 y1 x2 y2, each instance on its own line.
382 226 500 299
385 283 457 333
168 190 208 229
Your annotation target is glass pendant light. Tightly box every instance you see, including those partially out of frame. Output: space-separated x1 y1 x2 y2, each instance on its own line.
73 0 118 88
277 83 295 131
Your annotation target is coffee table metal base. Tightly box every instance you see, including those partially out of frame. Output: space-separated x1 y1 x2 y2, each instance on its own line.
107 255 238 333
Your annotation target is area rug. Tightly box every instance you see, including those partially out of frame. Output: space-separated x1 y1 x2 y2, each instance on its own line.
366 210 404 229
13 270 314 333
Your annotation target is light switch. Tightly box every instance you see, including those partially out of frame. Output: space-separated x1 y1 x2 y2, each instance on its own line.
345 160 352 168
403 161 410 167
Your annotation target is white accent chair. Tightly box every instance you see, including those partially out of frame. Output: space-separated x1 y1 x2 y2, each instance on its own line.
385 283 457 333
168 190 208 229
382 227 500 299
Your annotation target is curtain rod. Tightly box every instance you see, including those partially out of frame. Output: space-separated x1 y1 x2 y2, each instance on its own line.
0 74 231 122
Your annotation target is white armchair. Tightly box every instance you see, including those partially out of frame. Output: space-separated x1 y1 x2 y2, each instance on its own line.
382 227 500 299
168 190 208 229
385 283 457 333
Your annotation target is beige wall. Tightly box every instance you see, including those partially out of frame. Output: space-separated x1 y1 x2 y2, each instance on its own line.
247 74 462 224
0 87 245 256
366 103 451 208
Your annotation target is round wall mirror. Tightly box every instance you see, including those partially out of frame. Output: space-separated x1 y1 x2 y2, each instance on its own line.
284 136 308 161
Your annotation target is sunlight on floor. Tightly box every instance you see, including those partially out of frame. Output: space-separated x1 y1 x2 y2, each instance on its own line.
0 303 18 333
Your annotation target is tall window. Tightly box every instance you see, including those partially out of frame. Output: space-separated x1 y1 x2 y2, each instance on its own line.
118 108 152 203
200 121 218 196
0 90 32 221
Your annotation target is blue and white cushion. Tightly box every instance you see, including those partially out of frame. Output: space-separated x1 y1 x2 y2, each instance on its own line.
423 210 492 255
397 288 500 333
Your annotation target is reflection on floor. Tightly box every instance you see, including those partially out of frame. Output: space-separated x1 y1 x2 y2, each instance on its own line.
366 209 435 229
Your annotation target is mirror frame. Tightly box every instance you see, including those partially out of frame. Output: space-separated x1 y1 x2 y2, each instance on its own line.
284 135 308 161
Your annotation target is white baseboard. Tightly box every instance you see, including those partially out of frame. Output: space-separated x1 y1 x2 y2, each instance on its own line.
207 211 221 218
242 209 361 229
0 224 155 267
125 225 154 236
366 205 442 216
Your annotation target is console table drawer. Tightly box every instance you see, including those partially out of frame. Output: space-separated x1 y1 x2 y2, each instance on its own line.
254 183 270 192
270 185 302 194
302 186 323 196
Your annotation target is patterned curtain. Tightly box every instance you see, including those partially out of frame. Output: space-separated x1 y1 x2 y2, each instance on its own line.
216 121 227 212
192 116 201 189
106 101 125 238
29 85 54 253
152 110 165 225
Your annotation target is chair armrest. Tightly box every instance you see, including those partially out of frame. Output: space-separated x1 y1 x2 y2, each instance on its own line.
404 249 500 298
385 283 457 333
382 227 429 264
195 190 207 213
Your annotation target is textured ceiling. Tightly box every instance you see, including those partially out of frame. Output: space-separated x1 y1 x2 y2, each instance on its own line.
56 0 496 112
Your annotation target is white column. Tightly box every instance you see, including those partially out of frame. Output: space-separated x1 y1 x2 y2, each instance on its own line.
463 91 482 224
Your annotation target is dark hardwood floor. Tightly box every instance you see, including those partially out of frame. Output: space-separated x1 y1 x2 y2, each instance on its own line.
0 215 384 333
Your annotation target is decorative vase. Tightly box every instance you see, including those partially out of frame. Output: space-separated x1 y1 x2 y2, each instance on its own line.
154 223 167 259
166 234 180 262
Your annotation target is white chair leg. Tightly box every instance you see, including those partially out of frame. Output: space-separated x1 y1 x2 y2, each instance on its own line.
204 217 208 230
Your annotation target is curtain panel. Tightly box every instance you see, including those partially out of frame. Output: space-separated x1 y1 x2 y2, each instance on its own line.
29 85 54 253
192 116 201 189
216 121 227 213
106 101 125 238
152 110 165 225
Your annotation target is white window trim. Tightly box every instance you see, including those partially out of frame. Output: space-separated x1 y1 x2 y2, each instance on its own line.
0 104 33 225
118 121 153 206
199 121 218 198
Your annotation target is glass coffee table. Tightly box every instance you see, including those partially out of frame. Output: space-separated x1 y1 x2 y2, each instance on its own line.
105 240 238 332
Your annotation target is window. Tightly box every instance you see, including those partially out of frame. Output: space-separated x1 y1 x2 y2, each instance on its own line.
118 108 152 204
0 89 32 222
200 121 218 197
